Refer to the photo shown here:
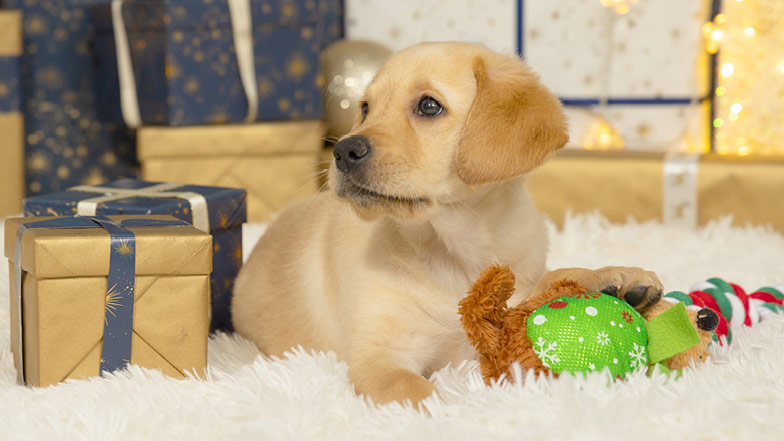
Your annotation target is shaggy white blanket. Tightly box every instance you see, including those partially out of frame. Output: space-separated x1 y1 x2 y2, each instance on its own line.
1 213 783 441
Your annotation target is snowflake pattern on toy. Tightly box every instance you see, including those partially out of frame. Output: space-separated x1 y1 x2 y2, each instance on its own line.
533 337 560 367
526 294 649 377
572 291 602 300
628 342 648 369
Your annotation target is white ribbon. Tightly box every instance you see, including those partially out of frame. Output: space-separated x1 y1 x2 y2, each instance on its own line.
111 0 258 126
111 0 142 128
71 182 211 232
227 0 259 122
662 153 699 229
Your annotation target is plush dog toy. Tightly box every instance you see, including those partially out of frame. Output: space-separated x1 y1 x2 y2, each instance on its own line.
459 265 719 383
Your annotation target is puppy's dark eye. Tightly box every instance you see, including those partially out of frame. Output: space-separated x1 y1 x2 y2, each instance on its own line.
417 96 443 117
361 102 369 122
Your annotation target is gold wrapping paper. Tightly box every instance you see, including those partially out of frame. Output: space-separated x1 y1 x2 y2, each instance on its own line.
4 215 212 387
0 11 23 218
0 11 22 56
0 114 23 217
526 150 784 233
138 121 325 222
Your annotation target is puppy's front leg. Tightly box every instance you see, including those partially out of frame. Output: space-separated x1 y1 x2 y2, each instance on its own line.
348 351 437 407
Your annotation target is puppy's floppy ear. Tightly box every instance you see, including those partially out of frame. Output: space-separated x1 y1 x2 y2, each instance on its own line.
456 56 569 185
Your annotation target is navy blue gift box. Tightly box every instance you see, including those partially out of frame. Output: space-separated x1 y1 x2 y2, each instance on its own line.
0 56 20 114
3 0 138 196
90 0 344 126
23 179 247 333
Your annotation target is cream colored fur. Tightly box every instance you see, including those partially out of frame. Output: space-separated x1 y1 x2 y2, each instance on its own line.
232 42 662 406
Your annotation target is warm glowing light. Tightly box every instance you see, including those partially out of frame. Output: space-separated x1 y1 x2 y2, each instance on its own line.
715 0 784 156
599 0 636 15
721 63 734 77
711 29 724 41
582 117 624 150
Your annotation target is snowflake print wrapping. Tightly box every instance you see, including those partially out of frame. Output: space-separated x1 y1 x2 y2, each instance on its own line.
533 337 560 367
526 294 649 377
628 343 648 369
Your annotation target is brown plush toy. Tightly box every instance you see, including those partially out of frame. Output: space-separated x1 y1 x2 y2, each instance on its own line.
459 265 719 384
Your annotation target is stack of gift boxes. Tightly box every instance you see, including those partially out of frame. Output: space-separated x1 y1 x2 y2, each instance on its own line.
2 0 343 386
346 0 784 233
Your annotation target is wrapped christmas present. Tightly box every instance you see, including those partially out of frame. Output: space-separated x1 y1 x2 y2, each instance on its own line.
3 0 136 195
346 0 711 152
345 0 517 53
23 180 246 332
137 120 324 222
522 0 711 152
0 10 24 217
89 0 343 127
526 150 784 233
5 215 211 387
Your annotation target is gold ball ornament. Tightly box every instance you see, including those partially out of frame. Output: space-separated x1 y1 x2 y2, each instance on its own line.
321 40 393 138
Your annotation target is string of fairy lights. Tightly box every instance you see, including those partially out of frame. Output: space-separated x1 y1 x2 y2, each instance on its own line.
704 0 784 155
594 0 784 155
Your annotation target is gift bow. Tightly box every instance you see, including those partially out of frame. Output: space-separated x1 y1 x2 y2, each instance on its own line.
110 0 258 127
13 216 190 384
69 181 210 233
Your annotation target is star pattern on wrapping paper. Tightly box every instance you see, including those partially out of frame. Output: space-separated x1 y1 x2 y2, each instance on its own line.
114 240 134 257
105 284 123 323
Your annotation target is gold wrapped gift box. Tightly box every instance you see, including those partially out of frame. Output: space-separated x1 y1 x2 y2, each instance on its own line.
138 121 325 222
526 150 784 233
5 215 212 387
0 11 23 218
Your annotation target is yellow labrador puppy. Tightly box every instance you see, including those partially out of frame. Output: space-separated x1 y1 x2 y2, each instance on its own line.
232 42 662 406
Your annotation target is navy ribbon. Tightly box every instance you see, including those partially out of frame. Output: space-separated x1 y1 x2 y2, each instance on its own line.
14 216 189 384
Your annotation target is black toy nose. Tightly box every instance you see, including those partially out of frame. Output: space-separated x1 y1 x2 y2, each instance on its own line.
696 308 719 332
333 136 371 174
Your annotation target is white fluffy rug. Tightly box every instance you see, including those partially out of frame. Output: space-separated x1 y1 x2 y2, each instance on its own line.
2 213 784 441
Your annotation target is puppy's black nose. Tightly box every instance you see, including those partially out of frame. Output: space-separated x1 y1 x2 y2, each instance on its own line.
334 136 371 174
696 308 719 332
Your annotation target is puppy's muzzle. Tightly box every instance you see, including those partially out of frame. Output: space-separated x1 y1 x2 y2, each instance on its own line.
334 136 371 174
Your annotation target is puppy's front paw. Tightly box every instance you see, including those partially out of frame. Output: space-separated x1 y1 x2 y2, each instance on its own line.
591 266 663 309
350 364 438 409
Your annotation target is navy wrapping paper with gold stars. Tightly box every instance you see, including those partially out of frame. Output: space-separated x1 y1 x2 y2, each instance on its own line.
23 179 247 333
90 0 344 126
3 0 137 196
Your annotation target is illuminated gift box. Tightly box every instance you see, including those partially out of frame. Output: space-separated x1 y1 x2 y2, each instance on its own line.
137 120 324 222
3 0 137 196
526 150 784 233
22 180 247 332
5 215 211 387
0 11 24 217
89 0 343 126
346 0 710 152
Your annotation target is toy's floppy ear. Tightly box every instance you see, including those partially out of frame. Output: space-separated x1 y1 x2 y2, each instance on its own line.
456 56 569 185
